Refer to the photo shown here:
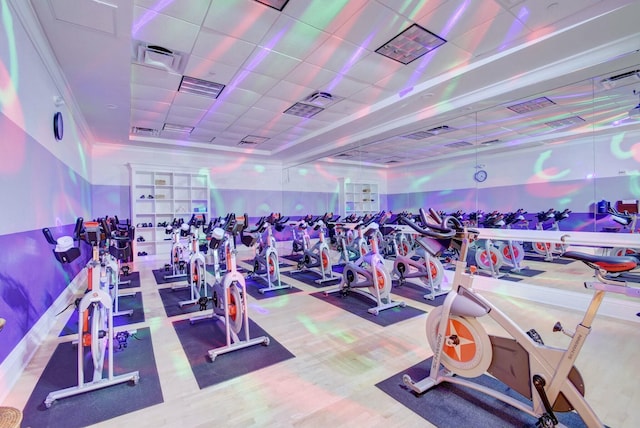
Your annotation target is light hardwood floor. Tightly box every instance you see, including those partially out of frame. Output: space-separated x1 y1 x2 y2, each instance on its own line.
4 247 640 428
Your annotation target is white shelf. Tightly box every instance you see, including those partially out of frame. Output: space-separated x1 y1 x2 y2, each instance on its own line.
338 178 379 218
129 164 210 259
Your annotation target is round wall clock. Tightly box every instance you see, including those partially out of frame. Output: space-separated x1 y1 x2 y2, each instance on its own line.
474 169 488 183
53 111 64 141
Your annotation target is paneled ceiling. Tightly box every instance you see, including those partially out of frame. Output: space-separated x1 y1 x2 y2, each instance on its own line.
27 0 640 168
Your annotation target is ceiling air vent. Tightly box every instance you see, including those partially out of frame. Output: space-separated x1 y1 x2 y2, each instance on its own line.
603 69 640 82
544 116 585 129
131 126 159 136
239 135 269 146
426 125 455 135
480 139 501 146
136 44 182 71
304 91 333 106
402 130 434 140
444 141 473 149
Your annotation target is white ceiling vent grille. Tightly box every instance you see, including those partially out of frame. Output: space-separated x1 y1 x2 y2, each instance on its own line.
136 44 183 72
131 126 159 136
303 91 343 107
426 125 455 135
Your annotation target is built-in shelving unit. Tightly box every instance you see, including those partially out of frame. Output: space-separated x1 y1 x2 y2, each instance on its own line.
129 164 210 260
338 178 380 218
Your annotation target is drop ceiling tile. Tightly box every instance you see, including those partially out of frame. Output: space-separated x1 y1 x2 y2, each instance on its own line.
333 1 413 50
52 0 117 35
219 87 262 106
240 47 302 79
192 30 257 67
348 85 395 105
131 64 182 90
134 0 213 26
227 69 280 94
172 91 217 110
257 14 331 61
343 52 405 85
206 101 251 117
131 98 171 113
417 0 502 43
183 55 239 82
168 104 208 118
131 108 168 122
285 61 338 89
304 35 370 74
164 113 202 127
132 6 200 53
323 75 370 98
283 0 368 33
252 96 294 112
203 0 280 44
378 0 448 21
325 98 368 115
131 83 176 103
449 11 529 58
265 80 316 103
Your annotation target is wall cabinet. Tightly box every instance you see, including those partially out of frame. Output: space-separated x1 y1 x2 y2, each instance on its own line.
338 178 379 218
129 164 210 259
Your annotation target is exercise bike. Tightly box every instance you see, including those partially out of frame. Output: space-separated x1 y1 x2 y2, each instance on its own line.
164 218 190 280
176 214 211 307
325 222 405 315
244 213 291 294
390 212 455 301
402 218 640 427
190 213 270 361
290 214 341 285
42 218 139 407
606 207 639 257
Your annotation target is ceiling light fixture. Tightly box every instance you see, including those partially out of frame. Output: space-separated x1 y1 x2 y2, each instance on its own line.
283 102 324 118
254 0 289 11
544 116 586 128
507 96 555 114
375 23 446 65
179 76 225 99
163 123 194 133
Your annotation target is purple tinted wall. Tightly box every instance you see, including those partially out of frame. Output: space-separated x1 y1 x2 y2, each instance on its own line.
92 184 130 220
0 112 92 365
0 226 90 364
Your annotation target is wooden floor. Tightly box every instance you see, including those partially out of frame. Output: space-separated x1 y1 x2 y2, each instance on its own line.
4 247 640 428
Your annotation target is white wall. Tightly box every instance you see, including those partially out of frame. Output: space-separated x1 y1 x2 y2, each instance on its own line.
2 0 91 183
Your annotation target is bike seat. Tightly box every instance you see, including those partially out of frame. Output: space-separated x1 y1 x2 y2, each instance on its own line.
563 251 637 274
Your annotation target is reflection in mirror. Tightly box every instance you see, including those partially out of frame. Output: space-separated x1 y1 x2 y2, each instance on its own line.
283 55 640 301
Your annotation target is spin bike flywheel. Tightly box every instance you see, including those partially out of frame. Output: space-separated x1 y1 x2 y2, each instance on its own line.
368 262 391 298
425 306 492 378
419 257 444 288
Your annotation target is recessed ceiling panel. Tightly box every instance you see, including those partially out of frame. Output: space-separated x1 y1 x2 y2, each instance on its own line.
51 0 117 35
132 6 200 53
192 30 257 67
203 0 280 44
134 0 213 26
